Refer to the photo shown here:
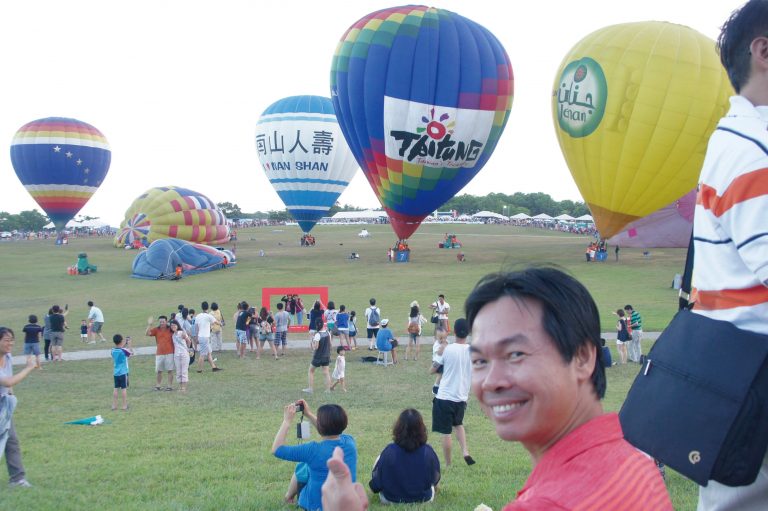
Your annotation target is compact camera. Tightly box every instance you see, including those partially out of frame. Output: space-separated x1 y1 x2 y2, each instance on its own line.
295 401 304 413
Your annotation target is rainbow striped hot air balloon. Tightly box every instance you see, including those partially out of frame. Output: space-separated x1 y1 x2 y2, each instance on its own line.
331 5 513 239
10 117 111 231
255 95 359 233
114 186 230 247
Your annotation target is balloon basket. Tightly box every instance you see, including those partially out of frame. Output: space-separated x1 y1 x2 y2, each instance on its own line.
395 250 410 263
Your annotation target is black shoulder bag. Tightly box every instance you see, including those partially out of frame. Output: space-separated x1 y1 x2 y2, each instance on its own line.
619 234 768 486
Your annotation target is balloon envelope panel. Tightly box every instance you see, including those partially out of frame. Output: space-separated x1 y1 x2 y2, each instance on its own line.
255 95 358 233
552 21 733 238
131 238 235 280
331 5 513 239
10 117 111 230
608 189 696 248
115 186 229 246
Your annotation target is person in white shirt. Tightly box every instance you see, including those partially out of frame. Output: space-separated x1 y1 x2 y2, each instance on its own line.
364 298 382 351
87 300 106 343
194 301 221 373
689 3 768 508
430 295 450 333
430 318 474 467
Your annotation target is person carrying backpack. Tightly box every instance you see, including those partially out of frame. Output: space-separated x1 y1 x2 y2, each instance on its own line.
365 298 381 351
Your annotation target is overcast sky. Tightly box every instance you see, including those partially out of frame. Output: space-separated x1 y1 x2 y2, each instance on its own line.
0 0 743 225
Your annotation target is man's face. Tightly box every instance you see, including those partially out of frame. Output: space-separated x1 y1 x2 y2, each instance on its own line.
159 318 167 328
470 296 587 456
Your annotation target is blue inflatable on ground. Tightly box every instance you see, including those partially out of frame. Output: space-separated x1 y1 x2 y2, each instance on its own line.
131 238 235 280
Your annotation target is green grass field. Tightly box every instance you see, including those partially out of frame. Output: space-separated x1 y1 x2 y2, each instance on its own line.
0 224 699 510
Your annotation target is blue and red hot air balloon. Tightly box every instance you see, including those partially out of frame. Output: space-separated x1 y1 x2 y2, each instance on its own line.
331 5 513 239
10 117 111 232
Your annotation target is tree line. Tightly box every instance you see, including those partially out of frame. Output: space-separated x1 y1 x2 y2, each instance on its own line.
219 192 589 221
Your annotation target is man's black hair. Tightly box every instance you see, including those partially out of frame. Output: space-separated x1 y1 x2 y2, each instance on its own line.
465 266 606 399
718 0 768 92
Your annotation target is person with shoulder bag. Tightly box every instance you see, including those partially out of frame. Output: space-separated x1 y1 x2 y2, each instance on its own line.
621 5 768 507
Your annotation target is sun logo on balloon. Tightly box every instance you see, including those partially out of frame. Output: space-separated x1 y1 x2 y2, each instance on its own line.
417 108 455 140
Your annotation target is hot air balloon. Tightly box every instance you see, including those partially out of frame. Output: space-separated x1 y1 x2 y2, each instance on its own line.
331 5 513 240
131 238 236 280
10 117 111 234
114 186 229 247
255 95 358 233
608 189 696 248
552 21 733 239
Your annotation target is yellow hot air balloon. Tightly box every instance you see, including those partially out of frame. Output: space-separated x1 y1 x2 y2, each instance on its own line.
552 21 733 238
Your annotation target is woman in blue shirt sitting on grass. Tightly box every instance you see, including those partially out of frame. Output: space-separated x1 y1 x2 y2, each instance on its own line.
273 400 357 511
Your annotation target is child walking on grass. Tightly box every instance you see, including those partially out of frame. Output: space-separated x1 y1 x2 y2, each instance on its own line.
111 334 133 410
80 320 88 343
330 346 347 392
348 311 358 350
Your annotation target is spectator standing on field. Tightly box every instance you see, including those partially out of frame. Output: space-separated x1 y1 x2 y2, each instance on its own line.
194 302 221 373
21 315 43 369
430 318 474 467
624 305 643 363
111 334 133 408
49 305 68 362
274 302 291 357
430 295 450 333
146 315 174 391
209 302 224 353
87 301 106 343
365 298 382 351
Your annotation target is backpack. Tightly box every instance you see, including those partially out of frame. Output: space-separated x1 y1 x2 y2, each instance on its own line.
407 322 420 334
368 307 380 327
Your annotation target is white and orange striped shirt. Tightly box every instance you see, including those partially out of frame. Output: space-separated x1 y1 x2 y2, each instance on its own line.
692 96 768 334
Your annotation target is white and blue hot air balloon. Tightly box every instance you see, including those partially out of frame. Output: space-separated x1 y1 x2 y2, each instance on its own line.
255 95 359 233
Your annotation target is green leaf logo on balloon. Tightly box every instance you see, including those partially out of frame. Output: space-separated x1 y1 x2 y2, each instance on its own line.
555 57 608 138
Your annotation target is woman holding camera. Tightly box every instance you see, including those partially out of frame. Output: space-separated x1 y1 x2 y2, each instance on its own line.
272 400 357 511
369 408 440 504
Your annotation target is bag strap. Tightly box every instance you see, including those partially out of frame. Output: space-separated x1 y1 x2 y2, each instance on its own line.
679 234 695 311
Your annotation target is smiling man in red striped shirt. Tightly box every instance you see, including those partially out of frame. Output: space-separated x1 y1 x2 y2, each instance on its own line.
691 2 768 508
466 268 671 510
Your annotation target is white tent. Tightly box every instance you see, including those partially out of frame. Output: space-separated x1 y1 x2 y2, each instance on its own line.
554 214 575 221
531 213 554 220
510 213 531 220
44 219 111 229
576 214 594 222
330 210 387 220
472 210 508 220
